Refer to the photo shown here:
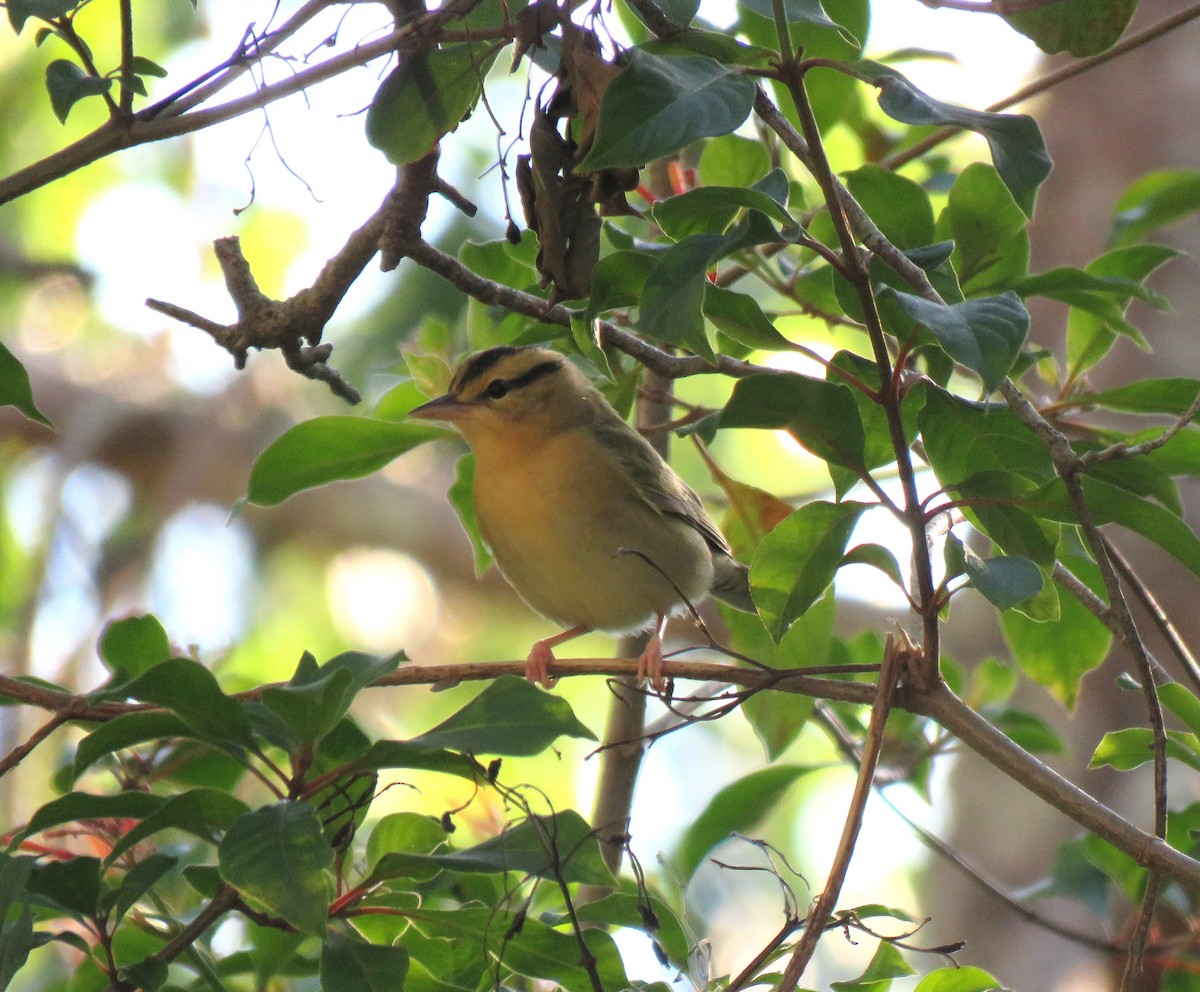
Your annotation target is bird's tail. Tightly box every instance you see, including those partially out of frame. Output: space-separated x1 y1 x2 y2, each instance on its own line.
711 556 755 613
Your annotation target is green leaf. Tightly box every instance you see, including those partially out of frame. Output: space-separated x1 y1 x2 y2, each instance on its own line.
365 813 448 875
919 386 1053 485
936 163 1029 295
260 651 401 745
349 740 486 780
637 233 726 360
579 51 755 171
320 932 409 992
129 55 168 78
1035 475 1200 580
1000 557 1111 708
7 0 77 33
652 182 797 241
914 965 1004 992
960 547 1043 610
104 788 250 865
830 940 915 990
843 165 933 249
16 791 165 845
573 890 690 968
409 676 596 755
703 286 791 351
218 802 333 936
71 711 193 780
1111 169 1200 247
247 417 448 505
97 614 171 679
1004 0 1136 57
1159 682 1200 738
0 341 51 427
366 44 499 165
119 658 255 749
861 62 1051 217
1082 377 1200 416
0 857 36 991
27 857 102 916
1090 727 1200 774
112 853 177 922
883 289 1028 393
447 453 492 575
672 765 817 879
44 59 112 123
585 249 654 329
736 0 850 36
699 134 771 188
750 501 871 640
988 707 1064 755
372 810 612 887
1064 245 1181 377
717 372 868 484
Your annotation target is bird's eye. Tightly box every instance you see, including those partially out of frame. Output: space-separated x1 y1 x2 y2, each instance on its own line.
484 379 510 400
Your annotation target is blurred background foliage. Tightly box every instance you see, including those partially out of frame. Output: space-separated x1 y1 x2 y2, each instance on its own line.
2 0 1199 988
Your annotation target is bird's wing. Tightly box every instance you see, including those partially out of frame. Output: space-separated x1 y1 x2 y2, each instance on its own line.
590 416 734 557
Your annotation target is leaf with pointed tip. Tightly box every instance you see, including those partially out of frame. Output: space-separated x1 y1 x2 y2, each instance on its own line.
1003 0 1136 57
0 341 51 427
44 59 112 123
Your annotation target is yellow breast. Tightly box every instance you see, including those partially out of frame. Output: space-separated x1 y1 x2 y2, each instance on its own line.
471 424 713 632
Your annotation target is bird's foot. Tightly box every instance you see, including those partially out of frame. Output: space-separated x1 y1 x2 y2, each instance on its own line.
525 640 558 688
637 616 669 690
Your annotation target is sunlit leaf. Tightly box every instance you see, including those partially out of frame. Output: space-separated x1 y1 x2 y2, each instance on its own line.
97 614 171 679
1111 169 1200 247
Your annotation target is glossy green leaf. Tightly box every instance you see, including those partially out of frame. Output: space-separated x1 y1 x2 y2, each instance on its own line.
750 501 871 640
119 658 255 749
71 711 193 780
830 940 915 990
936 163 1029 296
104 788 249 865
1090 728 1200 774
112 853 177 922
16 791 165 845
409 676 596 755
1000 557 1111 708
915 965 1004 992
7 0 78 32
844 165 933 248
842 543 907 592
1004 0 1136 57
0 341 50 427
372 810 612 887
672 765 817 879
579 51 755 171
97 614 171 679
349 740 485 780
1036 475 1200 579
44 59 111 123
704 286 791 351
1065 245 1178 378
320 932 409 992
366 44 499 165
247 417 448 505
1110 169 1200 247
882 289 1028 393
365 813 448 875
637 233 725 360
960 547 1042 610
1079 377 1200 417
218 802 333 936
699 133 771 188
919 387 1053 485
27 857 102 916
574 890 690 968
652 181 797 241
1160 681 1200 738
260 651 400 745
718 372 868 480
861 62 1051 217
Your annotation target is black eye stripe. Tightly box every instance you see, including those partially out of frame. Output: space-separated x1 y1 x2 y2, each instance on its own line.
452 346 522 394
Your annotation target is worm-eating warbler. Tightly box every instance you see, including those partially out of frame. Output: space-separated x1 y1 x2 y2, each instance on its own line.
410 345 754 686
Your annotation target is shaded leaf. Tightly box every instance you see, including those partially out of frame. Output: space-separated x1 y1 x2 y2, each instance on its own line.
72 711 194 780
119 658 255 749
409 676 596 755
704 286 791 351
320 932 409 992
959 544 1043 610
366 44 499 165
579 51 755 171
104 788 250 865
637 233 726 360
218 802 333 936
448 453 493 575
261 651 401 745
672 765 817 879
860 62 1051 217
935 163 1028 296
1004 0 1136 57
0 341 51 427
1111 169 1200 248
8 0 78 32
44 59 111 123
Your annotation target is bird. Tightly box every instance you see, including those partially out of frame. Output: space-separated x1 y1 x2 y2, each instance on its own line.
408 344 755 688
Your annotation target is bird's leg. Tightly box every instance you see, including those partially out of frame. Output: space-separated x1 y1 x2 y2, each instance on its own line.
526 624 590 687
637 614 670 690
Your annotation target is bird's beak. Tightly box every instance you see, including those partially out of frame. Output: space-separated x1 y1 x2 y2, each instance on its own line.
409 392 472 423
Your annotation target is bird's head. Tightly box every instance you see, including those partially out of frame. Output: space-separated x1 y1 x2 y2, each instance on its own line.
409 346 591 449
